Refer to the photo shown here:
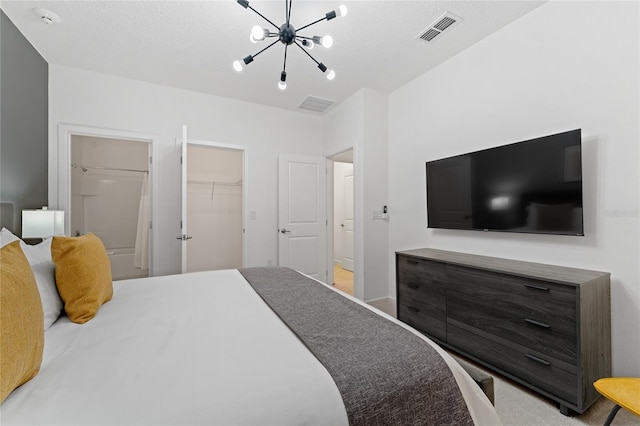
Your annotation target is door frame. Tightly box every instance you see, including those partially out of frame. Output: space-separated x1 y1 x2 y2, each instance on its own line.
181 137 248 271
56 124 157 275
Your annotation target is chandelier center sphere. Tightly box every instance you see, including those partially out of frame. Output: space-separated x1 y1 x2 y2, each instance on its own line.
279 23 296 45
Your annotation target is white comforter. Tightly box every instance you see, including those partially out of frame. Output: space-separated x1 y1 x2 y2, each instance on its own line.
1 269 501 425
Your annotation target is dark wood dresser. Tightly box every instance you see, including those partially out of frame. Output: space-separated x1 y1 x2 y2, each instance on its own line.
396 248 611 415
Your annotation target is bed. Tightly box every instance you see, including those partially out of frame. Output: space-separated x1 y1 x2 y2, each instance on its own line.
1 230 501 425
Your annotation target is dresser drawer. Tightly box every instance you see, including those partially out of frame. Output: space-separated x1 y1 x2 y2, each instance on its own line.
448 293 577 365
397 255 447 339
448 323 577 404
397 277 446 320
398 302 446 342
447 265 577 334
397 256 447 287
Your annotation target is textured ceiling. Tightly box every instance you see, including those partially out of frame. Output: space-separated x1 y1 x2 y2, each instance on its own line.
1 1 545 114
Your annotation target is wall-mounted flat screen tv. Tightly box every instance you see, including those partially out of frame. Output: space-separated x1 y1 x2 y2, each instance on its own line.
426 129 583 236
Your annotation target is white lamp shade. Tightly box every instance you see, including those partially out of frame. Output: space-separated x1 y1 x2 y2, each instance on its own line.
22 210 65 238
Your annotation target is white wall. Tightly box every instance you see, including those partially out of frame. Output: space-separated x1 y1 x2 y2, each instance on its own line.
324 88 389 302
388 1 639 376
49 65 323 276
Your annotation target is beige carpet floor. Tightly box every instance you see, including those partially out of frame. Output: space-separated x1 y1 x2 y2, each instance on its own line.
456 353 639 426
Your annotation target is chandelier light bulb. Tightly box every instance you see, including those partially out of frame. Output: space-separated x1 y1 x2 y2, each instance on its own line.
326 69 336 80
302 39 314 50
321 35 333 48
338 5 348 17
278 70 287 90
233 60 244 72
251 25 266 41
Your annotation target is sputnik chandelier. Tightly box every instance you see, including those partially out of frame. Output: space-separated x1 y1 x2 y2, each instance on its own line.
233 0 347 90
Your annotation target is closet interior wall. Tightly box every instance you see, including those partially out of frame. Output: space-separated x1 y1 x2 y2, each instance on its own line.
186 144 243 272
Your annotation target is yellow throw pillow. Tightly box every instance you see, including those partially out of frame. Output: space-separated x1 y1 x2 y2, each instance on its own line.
51 233 113 324
0 240 45 403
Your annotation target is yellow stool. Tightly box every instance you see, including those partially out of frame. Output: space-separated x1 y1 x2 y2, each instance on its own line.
594 378 640 426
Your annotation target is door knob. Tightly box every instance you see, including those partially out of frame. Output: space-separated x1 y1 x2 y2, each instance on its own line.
280 228 291 234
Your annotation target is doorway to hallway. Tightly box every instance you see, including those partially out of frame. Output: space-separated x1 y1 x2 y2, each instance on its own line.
331 150 354 296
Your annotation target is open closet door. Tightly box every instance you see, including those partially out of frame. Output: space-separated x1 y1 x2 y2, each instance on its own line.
278 154 327 282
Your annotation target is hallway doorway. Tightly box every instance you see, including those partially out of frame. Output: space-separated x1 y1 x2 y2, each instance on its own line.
331 150 354 295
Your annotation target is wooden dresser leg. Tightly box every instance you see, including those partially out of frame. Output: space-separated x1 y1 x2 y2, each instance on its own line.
560 405 574 416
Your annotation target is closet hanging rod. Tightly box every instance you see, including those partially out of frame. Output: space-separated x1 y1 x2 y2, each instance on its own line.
72 164 148 174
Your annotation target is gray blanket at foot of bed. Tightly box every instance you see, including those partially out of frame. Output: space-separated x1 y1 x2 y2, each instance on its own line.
239 267 474 426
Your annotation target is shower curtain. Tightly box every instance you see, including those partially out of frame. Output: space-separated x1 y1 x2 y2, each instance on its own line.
134 173 149 270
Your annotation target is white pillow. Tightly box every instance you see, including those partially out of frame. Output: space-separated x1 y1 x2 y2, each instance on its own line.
0 227 19 247
0 227 63 330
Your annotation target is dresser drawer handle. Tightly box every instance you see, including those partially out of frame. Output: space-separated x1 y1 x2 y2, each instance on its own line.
523 283 550 291
525 353 551 366
525 318 551 329
407 306 420 313
407 283 420 289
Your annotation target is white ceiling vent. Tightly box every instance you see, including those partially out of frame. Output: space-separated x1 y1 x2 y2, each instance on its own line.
416 12 463 43
299 96 335 113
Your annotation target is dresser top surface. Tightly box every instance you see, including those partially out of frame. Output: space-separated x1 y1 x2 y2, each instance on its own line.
396 248 610 285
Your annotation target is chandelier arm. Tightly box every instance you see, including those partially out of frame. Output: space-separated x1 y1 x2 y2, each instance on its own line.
287 0 293 25
283 44 289 72
293 41 321 66
252 39 281 59
296 16 327 33
247 5 280 30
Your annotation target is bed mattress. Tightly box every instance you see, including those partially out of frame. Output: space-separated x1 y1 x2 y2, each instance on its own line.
1 269 501 425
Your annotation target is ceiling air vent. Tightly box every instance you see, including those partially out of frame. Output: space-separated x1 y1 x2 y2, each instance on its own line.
299 96 335 113
416 12 463 44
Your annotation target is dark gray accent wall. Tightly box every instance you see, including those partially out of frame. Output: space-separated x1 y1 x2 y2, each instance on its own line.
1 10 48 236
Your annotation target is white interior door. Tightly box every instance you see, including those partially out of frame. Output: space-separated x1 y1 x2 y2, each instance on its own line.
179 126 190 273
342 172 354 271
278 154 327 282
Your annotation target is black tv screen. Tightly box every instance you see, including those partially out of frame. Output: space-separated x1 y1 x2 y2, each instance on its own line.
426 129 583 236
